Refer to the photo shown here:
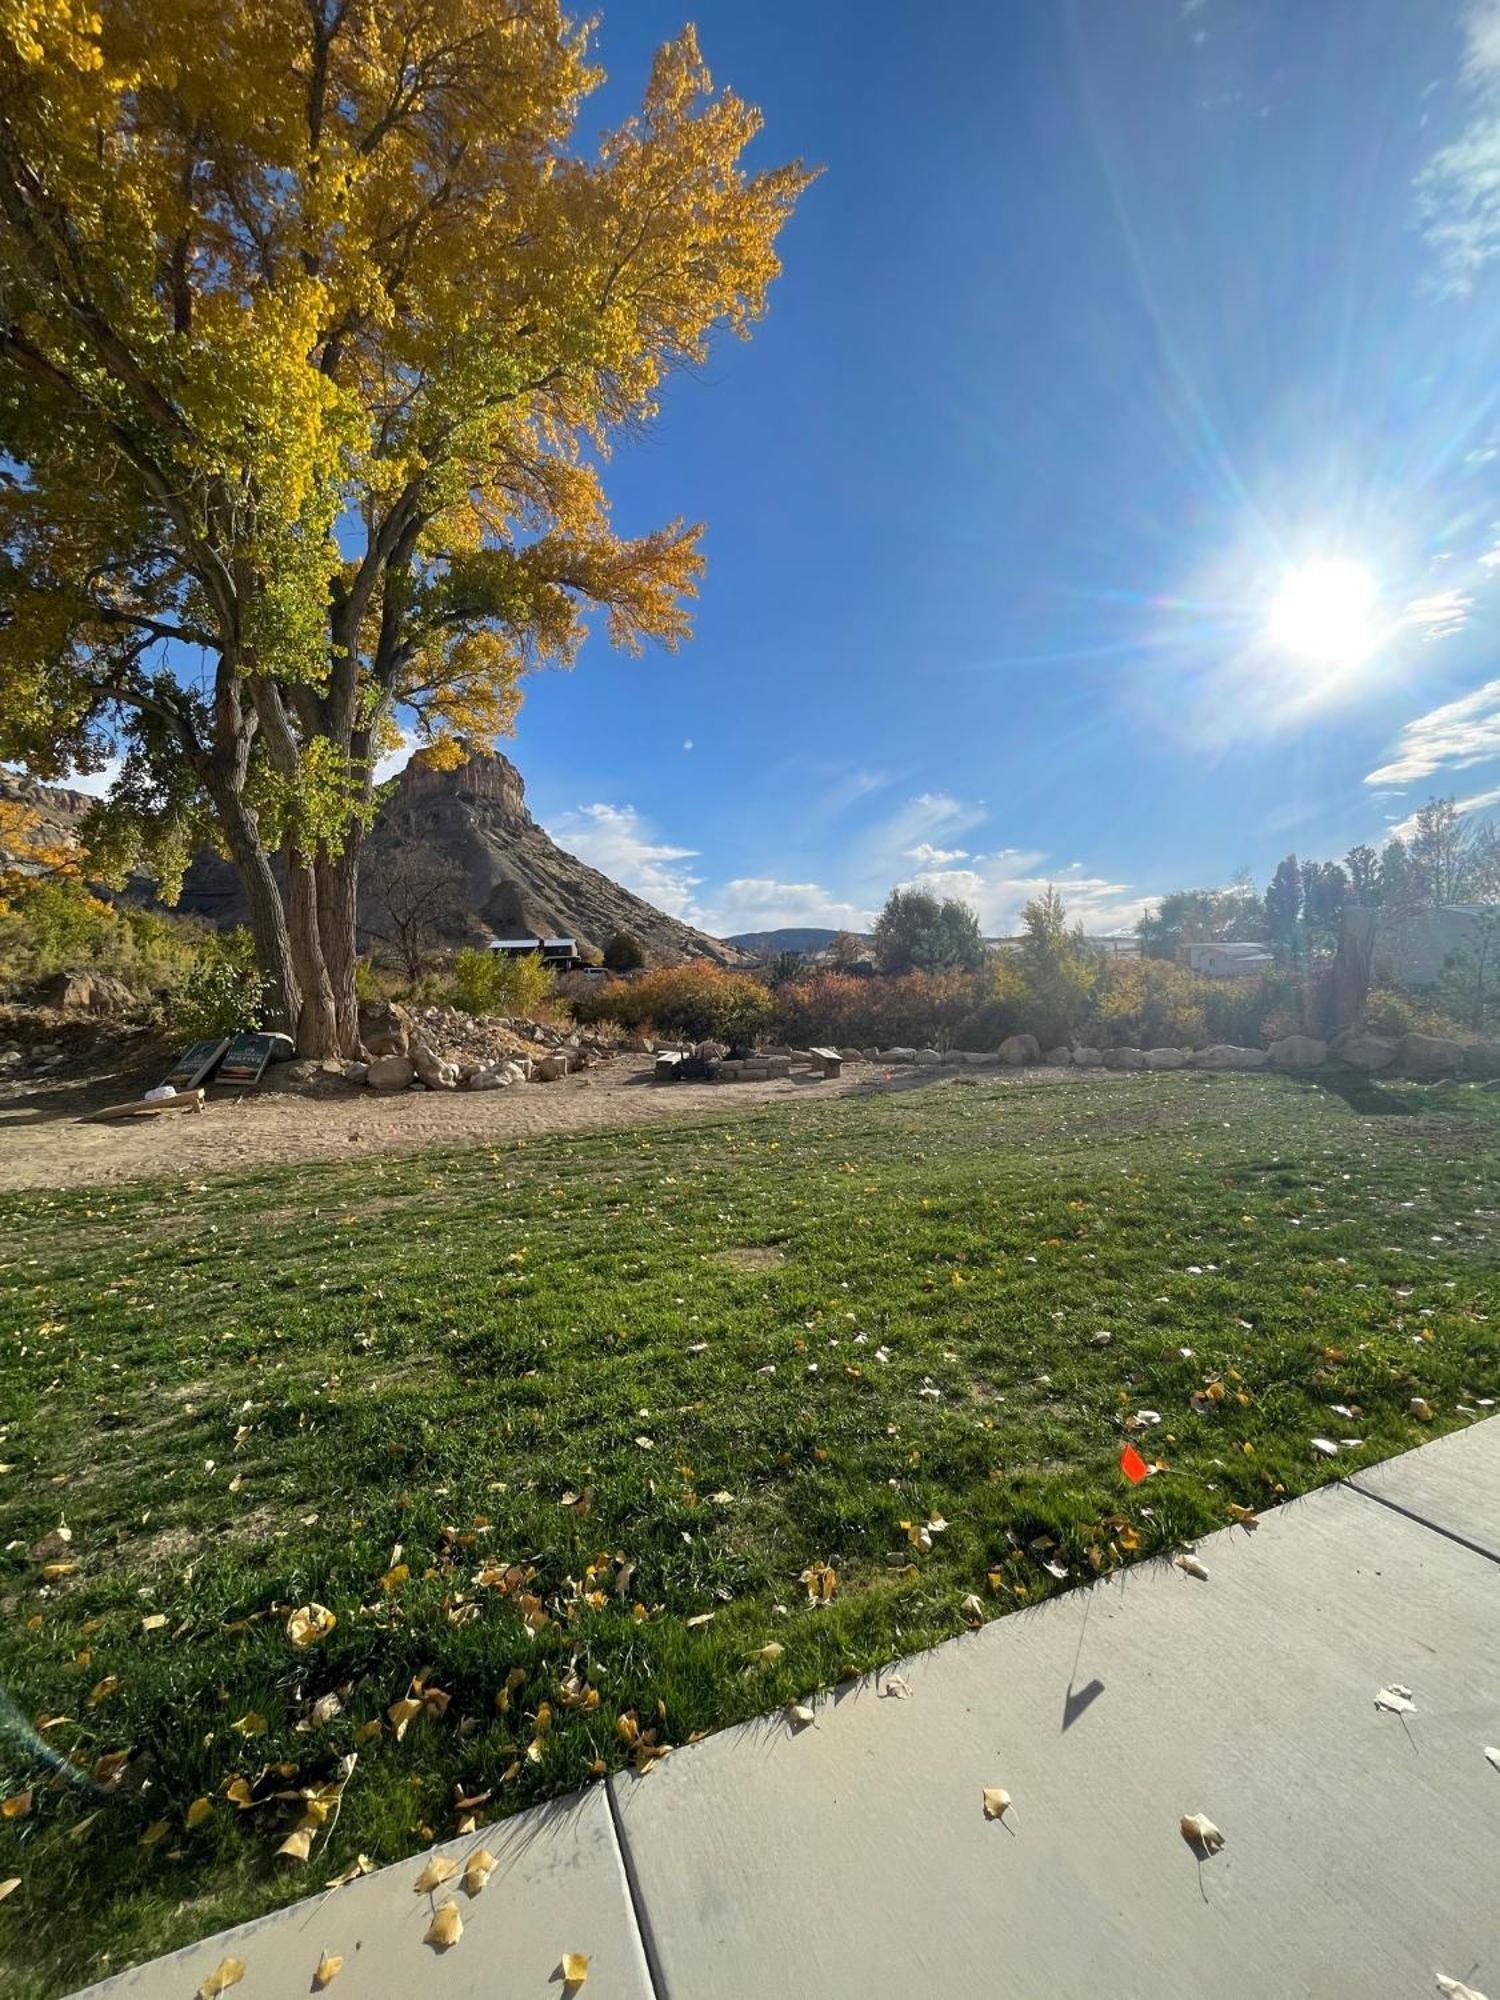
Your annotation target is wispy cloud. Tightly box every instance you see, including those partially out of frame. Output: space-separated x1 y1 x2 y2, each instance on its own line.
1401 588 1474 640
1388 781 1500 840
1365 676 1500 784
546 802 702 919
1416 1 1500 292
702 878 871 934
905 842 970 866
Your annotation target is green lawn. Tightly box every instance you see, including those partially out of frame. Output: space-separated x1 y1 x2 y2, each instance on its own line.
2 1069 1498 1994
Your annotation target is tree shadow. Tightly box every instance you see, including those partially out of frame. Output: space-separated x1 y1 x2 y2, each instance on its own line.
1286 1069 1414 1117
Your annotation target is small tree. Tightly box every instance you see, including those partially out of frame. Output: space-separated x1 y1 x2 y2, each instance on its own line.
767 948 805 986
1344 844 1381 905
1016 888 1096 1045
1264 855 1304 960
827 928 868 970
873 887 984 973
1409 797 1472 905
602 930 646 973
360 848 466 983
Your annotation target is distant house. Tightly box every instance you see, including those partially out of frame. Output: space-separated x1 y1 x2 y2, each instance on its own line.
486 933 579 969
1374 905 1497 988
1183 941 1275 978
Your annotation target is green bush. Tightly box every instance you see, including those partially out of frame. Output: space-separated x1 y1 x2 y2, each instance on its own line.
450 945 556 1018
602 930 645 973
172 935 268 1039
1361 986 1464 1039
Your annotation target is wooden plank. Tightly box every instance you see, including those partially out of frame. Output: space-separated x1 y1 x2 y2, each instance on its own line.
90 1088 206 1122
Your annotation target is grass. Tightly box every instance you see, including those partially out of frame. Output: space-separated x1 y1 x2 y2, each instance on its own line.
1 1068 1498 1994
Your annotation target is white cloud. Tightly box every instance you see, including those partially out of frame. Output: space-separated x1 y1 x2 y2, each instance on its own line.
1388 781 1500 840
1417 3 1500 291
1365 676 1500 783
702 878 871 934
373 729 421 785
1402 588 1474 640
546 802 702 919
58 757 123 798
682 738 694 752
896 849 1150 937
905 842 970 866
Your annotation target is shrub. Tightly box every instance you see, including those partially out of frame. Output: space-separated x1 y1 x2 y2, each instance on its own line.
172 933 269 1039
574 962 775 1044
1361 986 1465 1040
602 930 645 973
1086 959 1208 1049
773 969 985 1049
450 946 556 1019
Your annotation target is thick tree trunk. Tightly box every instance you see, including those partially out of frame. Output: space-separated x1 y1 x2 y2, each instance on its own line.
207 781 302 1038
316 830 363 1058
285 846 341 1058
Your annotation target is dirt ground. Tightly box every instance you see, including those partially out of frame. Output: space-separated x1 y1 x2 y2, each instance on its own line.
0 1051 979 1192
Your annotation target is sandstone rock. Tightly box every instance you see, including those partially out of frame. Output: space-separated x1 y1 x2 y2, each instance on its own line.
1462 1040 1500 1078
533 1054 568 1082
1144 1047 1187 1070
1330 1029 1397 1071
1045 1046 1072 1067
409 1039 458 1090
695 1040 728 1062
343 1061 370 1086
914 1048 942 1066
1398 1030 1465 1076
366 1054 415 1092
41 969 136 1016
998 1033 1042 1066
1103 1046 1146 1070
1071 1046 1103 1067
360 999 412 1058
880 1047 917 1064
1268 1035 1328 1070
1190 1045 1269 1071
839 1047 863 1063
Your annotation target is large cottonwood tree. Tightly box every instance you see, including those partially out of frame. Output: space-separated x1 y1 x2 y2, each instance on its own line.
0 0 808 1051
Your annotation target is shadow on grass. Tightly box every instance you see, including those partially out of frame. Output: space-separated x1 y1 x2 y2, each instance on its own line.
1286 1069 1415 1117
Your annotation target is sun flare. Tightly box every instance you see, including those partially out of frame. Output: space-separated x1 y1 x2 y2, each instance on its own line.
1265 557 1378 667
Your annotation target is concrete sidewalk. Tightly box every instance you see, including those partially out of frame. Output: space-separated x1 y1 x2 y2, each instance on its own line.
77 1421 1500 2000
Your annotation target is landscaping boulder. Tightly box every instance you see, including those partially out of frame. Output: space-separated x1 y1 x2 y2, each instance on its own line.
1190 1045 1269 1071
1268 1035 1327 1071
469 1060 525 1090
343 1061 370 1086
366 1054 415 1092
1330 1029 1397 1071
1103 1047 1146 1070
533 1053 568 1082
1398 1031 1466 1077
1071 1046 1103 1067
1462 1040 1500 1078
1045 1046 1072 1067
360 999 412 1059
879 1047 917 1064
41 969 136 1016
1144 1047 1187 1070
998 1032 1042 1067
409 1039 458 1090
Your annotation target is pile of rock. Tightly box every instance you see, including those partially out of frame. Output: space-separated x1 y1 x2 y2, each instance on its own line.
351 1000 619 1094
857 1029 1500 1079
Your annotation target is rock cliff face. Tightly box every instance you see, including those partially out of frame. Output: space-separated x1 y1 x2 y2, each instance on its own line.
5 755 740 966
363 750 741 964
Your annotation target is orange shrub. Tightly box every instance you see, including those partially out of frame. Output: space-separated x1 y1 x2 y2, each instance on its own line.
572 962 775 1043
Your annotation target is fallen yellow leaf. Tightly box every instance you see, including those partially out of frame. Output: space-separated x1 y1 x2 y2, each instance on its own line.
413 1854 457 1894
388 1696 423 1740
462 1848 497 1896
86 1675 120 1707
0 1791 32 1821
224 1777 255 1809
278 1827 313 1862
196 1960 246 1999
0 1878 18 1902
230 1712 267 1738
186 1796 213 1830
139 1819 169 1847
312 1949 344 1988
141 1613 167 1633
982 1788 1012 1821
424 1900 463 1951
1180 1811 1225 1855
561 1952 591 1986
287 1603 336 1648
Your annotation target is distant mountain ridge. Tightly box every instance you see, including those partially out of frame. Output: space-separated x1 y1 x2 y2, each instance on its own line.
724 927 846 955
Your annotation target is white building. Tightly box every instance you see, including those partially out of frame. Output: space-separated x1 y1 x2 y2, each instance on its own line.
1183 941 1276 978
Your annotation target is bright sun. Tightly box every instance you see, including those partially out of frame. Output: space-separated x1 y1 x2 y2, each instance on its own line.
1266 557 1379 667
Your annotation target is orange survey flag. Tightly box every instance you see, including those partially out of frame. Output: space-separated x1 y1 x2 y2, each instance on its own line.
1119 1443 1150 1484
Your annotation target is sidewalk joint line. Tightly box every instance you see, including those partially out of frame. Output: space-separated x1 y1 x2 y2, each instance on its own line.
1344 1477 1500 1568
605 1776 671 2000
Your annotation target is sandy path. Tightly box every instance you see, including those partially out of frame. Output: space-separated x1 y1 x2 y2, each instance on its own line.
0 1056 945 1192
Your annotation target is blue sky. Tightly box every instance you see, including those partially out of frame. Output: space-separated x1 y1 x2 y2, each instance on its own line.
62 1 1500 934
